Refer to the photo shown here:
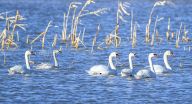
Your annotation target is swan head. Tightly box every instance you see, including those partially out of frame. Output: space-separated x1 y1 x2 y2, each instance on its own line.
53 49 62 54
149 53 158 58
129 52 136 58
165 50 173 56
110 52 119 58
25 50 35 56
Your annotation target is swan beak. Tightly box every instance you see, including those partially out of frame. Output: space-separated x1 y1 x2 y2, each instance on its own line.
170 51 174 56
116 53 120 58
31 51 36 55
59 50 62 53
154 54 158 57
134 53 138 58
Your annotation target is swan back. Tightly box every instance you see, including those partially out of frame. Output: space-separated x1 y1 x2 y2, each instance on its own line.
8 65 24 75
121 52 136 77
153 65 167 74
134 69 155 79
87 65 109 76
34 63 53 70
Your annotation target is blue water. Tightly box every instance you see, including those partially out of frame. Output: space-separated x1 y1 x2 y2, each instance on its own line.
0 0 192 103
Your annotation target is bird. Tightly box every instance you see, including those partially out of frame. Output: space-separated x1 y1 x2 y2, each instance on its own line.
152 50 173 74
8 50 35 75
34 49 62 70
87 52 119 76
134 53 158 79
121 52 136 77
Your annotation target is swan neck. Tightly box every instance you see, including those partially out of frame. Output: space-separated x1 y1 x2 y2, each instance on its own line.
25 53 30 70
148 56 154 73
129 55 133 69
109 55 116 70
53 52 58 67
164 54 172 70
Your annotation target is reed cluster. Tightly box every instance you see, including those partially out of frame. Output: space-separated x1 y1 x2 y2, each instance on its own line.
0 0 191 57
0 10 26 50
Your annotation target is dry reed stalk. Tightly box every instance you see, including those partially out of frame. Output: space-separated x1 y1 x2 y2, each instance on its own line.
71 0 106 47
5 13 10 31
145 5 155 43
1 29 6 49
171 32 174 39
114 1 120 47
145 1 168 43
26 35 29 44
74 31 82 48
182 25 190 42
175 31 179 48
6 37 18 48
91 24 100 53
132 23 137 48
11 10 19 40
62 2 76 43
155 29 159 42
52 34 57 47
62 13 67 42
30 21 52 48
114 24 120 47
130 10 133 41
145 24 150 43
69 7 77 43
71 0 92 43
166 18 171 40
175 23 182 48
151 16 158 46
105 35 113 47
16 31 19 41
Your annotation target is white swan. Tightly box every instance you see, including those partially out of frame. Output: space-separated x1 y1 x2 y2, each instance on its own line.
8 50 35 75
121 52 136 77
153 50 173 74
34 49 62 70
87 52 119 76
134 53 158 79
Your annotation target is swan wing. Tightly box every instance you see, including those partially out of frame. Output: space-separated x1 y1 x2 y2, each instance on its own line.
135 69 155 79
87 65 109 76
34 63 53 70
8 65 24 75
153 65 167 74
121 68 132 77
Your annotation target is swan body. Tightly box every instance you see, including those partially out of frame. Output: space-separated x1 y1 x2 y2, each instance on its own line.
87 52 119 76
121 52 136 77
8 65 24 75
134 53 158 79
87 65 109 76
153 65 166 74
35 63 54 70
134 69 156 79
8 50 35 75
34 49 62 70
152 50 173 74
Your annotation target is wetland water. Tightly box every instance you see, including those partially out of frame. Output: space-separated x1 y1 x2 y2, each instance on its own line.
0 0 192 103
